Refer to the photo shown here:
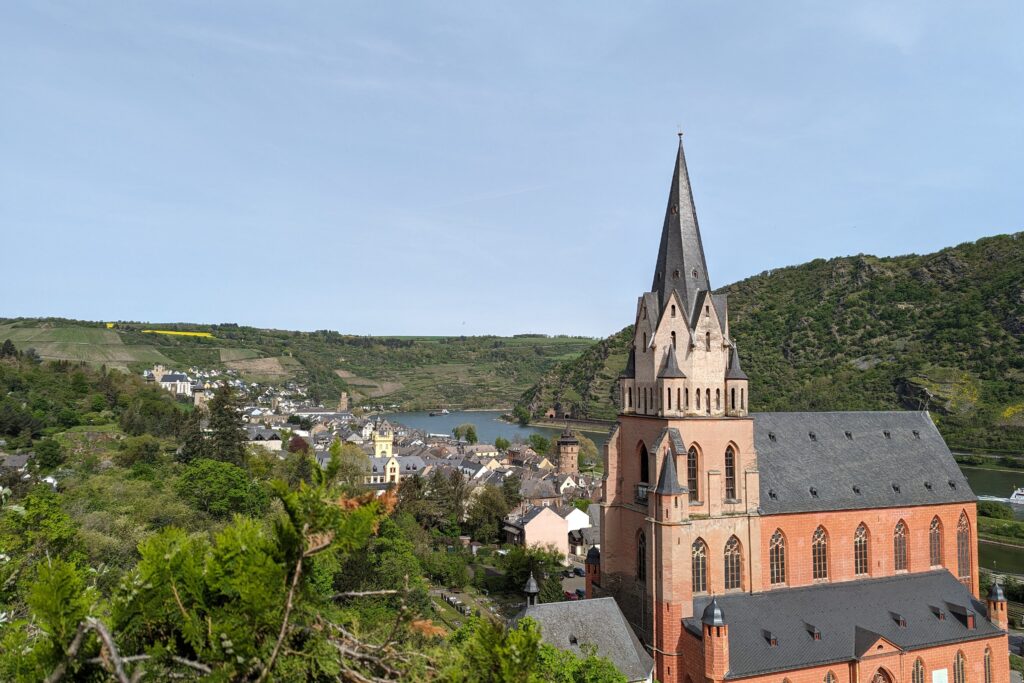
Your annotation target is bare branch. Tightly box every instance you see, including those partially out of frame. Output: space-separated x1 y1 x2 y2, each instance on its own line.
257 523 308 683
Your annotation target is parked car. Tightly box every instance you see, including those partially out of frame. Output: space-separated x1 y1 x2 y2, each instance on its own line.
563 591 579 601
573 567 585 577
575 588 585 599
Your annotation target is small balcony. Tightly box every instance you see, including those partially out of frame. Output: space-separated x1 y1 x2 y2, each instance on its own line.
634 483 650 505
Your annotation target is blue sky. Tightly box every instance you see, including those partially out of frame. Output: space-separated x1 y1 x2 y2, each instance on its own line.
2 2 1022 337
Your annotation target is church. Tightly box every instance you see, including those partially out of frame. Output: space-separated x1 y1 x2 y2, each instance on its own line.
584 139 1010 683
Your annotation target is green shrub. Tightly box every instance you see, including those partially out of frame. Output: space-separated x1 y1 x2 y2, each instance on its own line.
175 459 269 518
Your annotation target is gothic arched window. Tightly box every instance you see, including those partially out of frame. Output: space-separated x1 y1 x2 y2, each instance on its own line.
627 387 632 409
769 530 786 585
930 516 943 567
731 387 736 410
705 331 711 351
671 304 676 318
696 387 701 410
667 387 671 410
705 388 711 414
636 531 647 583
854 523 870 576
671 331 676 348
912 658 925 683
957 512 971 581
687 446 699 502
812 526 828 580
724 536 742 590
639 443 649 484
724 446 736 499
716 388 721 410
824 671 837 683
692 539 708 593
953 651 966 683
894 520 908 571
985 647 992 683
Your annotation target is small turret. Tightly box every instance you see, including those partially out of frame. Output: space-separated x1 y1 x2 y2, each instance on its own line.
585 546 601 598
654 450 688 522
987 578 1008 630
725 345 749 417
524 572 540 607
702 597 730 682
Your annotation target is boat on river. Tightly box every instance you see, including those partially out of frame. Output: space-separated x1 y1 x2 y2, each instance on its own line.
1010 487 1024 504
429 409 450 416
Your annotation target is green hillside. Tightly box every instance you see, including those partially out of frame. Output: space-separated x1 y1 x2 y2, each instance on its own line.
0 320 594 410
518 232 1024 451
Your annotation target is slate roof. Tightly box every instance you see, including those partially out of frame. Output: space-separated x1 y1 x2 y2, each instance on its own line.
687 570 1002 680
753 411 974 515
658 348 686 379
520 477 558 500
725 345 747 380
160 373 189 382
654 450 686 495
650 137 710 318
515 597 654 682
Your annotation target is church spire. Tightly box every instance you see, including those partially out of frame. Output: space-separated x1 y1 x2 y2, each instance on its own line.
651 135 710 318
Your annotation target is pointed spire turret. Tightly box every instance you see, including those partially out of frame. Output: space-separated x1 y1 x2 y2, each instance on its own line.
651 136 711 318
658 348 686 379
655 451 686 496
726 345 747 380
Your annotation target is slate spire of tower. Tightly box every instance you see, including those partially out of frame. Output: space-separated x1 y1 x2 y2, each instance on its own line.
651 135 711 318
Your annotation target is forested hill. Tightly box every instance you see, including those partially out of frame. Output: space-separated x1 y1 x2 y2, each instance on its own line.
518 232 1024 451
0 318 594 410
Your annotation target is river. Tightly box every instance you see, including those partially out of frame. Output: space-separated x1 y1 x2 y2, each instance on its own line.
387 410 610 449
386 413 1023 573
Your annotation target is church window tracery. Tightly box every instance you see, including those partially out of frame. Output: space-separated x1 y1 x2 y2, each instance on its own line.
812 526 828 580
854 524 869 576
692 539 708 593
957 512 971 582
930 517 943 567
769 530 786 585
724 536 742 590
687 446 699 502
894 521 908 571
724 446 736 499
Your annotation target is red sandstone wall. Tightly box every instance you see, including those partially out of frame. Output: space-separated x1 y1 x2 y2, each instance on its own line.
759 502 980 598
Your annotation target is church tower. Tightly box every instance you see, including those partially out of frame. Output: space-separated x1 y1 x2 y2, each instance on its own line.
597 137 761 683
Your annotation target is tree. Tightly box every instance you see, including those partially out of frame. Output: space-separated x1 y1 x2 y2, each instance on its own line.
175 459 269 518
513 405 531 426
33 439 65 471
452 423 479 444
501 474 522 510
494 436 510 452
114 435 162 467
576 432 599 469
502 545 565 601
328 439 370 490
206 384 247 466
527 434 550 455
288 434 311 454
0 339 17 357
176 409 206 464
465 485 511 543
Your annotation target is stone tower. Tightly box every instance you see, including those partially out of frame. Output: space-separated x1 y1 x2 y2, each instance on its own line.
597 137 760 683
556 425 580 475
